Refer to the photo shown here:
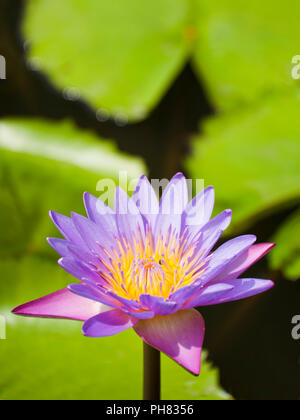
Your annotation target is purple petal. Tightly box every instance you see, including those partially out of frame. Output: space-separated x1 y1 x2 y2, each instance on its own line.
68 283 122 309
134 309 205 375
104 289 143 311
170 235 261 307
49 211 87 248
114 186 145 243
12 288 108 321
170 284 200 306
211 235 257 262
154 173 188 239
211 243 276 283
139 294 179 316
83 309 138 337
58 257 101 284
183 283 235 309
132 175 159 228
71 212 115 254
204 278 274 305
199 235 257 286
182 186 215 230
84 191 113 218
122 309 155 320
160 173 189 215
195 210 232 257
101 292 155 319
47 237 74 257
47 238 99 266
83 192 118 237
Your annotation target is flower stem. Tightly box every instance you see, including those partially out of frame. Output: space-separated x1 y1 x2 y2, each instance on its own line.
143 342 161 400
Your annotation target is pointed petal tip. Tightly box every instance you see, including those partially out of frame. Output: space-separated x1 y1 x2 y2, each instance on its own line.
11 303 33 317
49 209 62 220
247 233 257 241
204 185 215 199
258 242 276 256
11 305 21 315
11 303 32 317
70 210 77 219
11 304 35 317
46 237 60 247
83 191 91 204
205 185 214 192
83 191 96 205
266 279 275 288
169 172 186 182
189 364 201 376
249 242 276 261
49 210 67 227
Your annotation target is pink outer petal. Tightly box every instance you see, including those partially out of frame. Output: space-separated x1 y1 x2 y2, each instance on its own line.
134 309 205 376
12 288 109 321
82 308 139 337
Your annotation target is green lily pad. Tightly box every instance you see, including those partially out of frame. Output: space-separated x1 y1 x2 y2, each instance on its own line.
192 0 300 111
270 208 300 280
185 92 300 233
23 0 193 121
23 0 300 118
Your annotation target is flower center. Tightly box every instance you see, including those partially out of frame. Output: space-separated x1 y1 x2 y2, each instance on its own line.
96 228 205 301
137 257 162 272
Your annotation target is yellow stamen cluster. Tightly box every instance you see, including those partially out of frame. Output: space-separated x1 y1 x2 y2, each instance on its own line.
97 228 205 301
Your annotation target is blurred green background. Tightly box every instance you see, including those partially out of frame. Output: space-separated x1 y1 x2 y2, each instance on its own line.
0 0 299 400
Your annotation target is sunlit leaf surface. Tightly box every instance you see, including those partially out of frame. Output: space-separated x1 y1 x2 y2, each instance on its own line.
23 0 193 121
186 93 300 232
23 0 300 118
192 0 300 110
